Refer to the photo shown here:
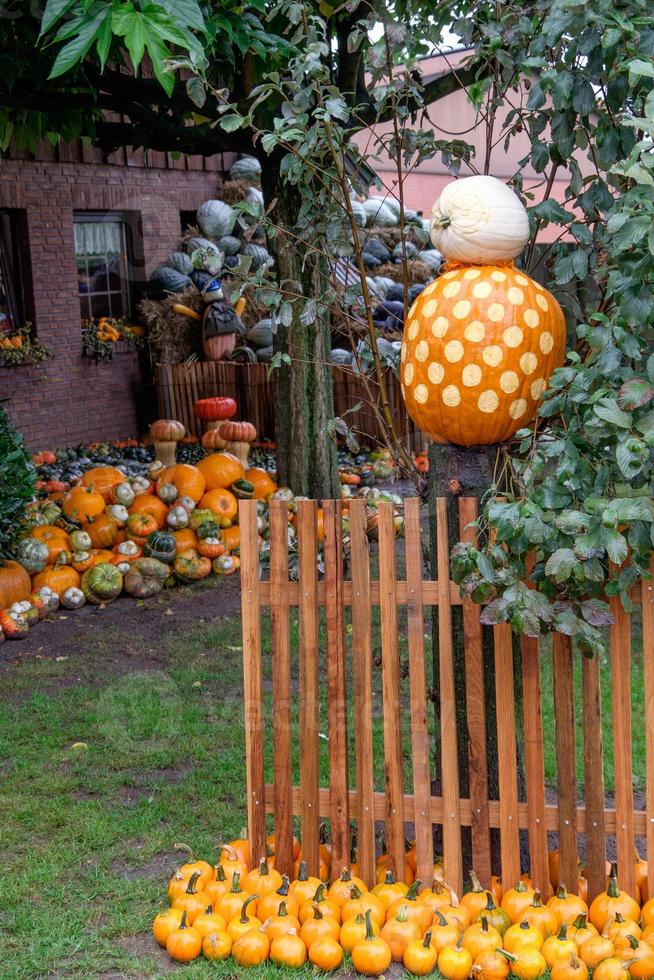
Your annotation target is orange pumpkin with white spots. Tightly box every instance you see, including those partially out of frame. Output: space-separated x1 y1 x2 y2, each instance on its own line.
401 178 566 446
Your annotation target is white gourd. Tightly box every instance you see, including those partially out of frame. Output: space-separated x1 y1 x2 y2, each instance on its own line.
429 175 529 263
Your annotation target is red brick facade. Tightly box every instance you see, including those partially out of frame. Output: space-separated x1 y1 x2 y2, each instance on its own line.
0 156 226 450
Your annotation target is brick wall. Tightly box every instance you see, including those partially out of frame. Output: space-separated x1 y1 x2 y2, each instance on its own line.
0 158 224 450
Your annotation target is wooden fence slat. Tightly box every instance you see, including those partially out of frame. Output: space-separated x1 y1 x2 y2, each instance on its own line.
493 621 520 889
297 500 320 879
610 590 636 897
458 497 491 888
552 634 578 893
378 501 406 881
644 563 654 901
436 497 463 894
239 500 266 869
349 499 376 888
521 634 550 898
323 500 350 876
269 499 294 879
581 653 607 901
404 498 434 886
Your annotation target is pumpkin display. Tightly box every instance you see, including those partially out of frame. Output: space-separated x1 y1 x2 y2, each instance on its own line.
80 563 123 604
216 420 257 466
80 466 126 501
173 554 212 583
589 865 640 931
128 494 169 529
194 396 237 429
197 452 245 490
201 428 227 451
245 466 277 500
32 565 80 594
123 558 168 598
16 539 49 574
199 488 238 523
401 175 565 445
150 419 185 466
86 514 119 550
0 560 32 610
156 464 206 503
62 487 106 524
142 530 177 564
60 586 86 609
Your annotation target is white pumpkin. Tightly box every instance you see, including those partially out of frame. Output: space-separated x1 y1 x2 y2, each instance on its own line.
429 175 530 263
61 587 86 610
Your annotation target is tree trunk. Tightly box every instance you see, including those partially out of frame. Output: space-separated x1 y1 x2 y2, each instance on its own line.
260 159 339 499
428 442 526 882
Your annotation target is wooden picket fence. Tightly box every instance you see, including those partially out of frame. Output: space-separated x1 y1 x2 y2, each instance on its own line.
239 497 654 903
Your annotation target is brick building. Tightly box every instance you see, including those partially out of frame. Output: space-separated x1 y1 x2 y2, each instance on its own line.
0 141 231 450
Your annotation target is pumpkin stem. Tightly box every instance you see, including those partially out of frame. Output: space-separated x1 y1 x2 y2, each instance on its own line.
355 913 365 924
571 913 588 929
614 912 626 924
557 922 568 940
434 910 448 927
296 860 309 882
484 891 497 911
217 843 238 863
278 901 287 918
469 870 484 893
556 883 568 899
313 883 326 903
214 864 227 882
340 868 352 882
179 910 189 929
174 842 194 860
519 921 531 931
432 214 451 230
514 879 527 894
277 875 290 897
497 949 517 964
627 934 640 950
423 931 432 949
364 909 376 942
185 870 202 895
383 870 395 885
607 862 620 898
311 902 323 920
257 857 269 875
229 872 242 894
531 890 543 907
395 904 409 923
405 879 422 901
480 915 489 933
349 884 363 900
204 904 213 914
240 894 258 922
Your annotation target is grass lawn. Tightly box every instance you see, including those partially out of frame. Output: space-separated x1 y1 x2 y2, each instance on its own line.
0 584 644 977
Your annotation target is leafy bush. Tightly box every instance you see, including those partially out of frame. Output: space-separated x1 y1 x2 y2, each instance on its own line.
0 403 35 555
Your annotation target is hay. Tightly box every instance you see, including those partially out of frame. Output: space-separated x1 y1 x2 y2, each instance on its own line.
372 260 433 285
219 178 260 205
139 286 203 364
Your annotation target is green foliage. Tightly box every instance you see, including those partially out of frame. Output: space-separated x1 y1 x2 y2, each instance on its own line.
0 404 35 556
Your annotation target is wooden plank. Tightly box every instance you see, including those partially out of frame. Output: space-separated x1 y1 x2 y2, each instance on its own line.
257 579 464 607
263 786 649 837
552 634 578 893
581 652 607 901
348 499 376 888
239 500 266 869
521 635 551 898
436 497 463 894
269 499 294 879
323 500 350 876
296 500 320 879
610 589 636 898
458 497 491 888
493 622 520 888
378 501 406 881
404 497 434 886
644 563 654 901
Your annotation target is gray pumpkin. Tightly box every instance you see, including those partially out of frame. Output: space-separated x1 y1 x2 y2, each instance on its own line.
330 348 353 365
218 235 242 256
230 155 262 180
186 236 220 256
196 199 237 239
256 345 274 363
363 199 397 227
243 243 272 269
165 251 194 276
392 241 419 260
366 239 391 263
247 319 275 348
350 201 367 228
148 266 192 294
418 249 443 271
244 186 264 216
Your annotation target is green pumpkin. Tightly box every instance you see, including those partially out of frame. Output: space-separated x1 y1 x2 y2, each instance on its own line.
197 520 221 541
142 530 177 564
16 538 49 574
81 563 123 605
230 479 255 500
123 558 168 598
189 508 215 531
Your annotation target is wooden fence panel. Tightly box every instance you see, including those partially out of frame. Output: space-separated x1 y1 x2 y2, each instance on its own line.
240 496 648 900
349 499 376 888
297 500 320 878
378 502 406 881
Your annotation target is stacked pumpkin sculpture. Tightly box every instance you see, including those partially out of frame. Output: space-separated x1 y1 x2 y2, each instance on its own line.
401 176 566 445
154 842 654 978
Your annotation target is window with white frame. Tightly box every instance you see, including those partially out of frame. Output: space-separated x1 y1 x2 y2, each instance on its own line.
74 213 133 320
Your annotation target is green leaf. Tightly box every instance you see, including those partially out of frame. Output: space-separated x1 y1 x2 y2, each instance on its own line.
629 58 654 79
156 0 205 32
616 438 648 479
544 548 578 582
580 599 614 628
593 398 632 428
219 114 244 132
600 528 629 565
186 75 206 108
618 378 654 410
40 0 77 37
48 8 111 78
111 7 147 70
526 83 545 110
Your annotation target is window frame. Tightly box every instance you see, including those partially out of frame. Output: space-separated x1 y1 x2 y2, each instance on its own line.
73 210 141 321
0 210 28 329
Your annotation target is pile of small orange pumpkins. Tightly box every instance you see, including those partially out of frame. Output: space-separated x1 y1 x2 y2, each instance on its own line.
153 836 654 977
0 451 278 639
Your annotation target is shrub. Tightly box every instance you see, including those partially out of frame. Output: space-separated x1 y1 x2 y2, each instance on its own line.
0 401 35 555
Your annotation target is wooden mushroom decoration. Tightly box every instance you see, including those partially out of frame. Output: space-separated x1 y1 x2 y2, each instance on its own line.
150 419 185 466
194 396 237 431
201 428 227 452
216 420 257 467
401 175 566 445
